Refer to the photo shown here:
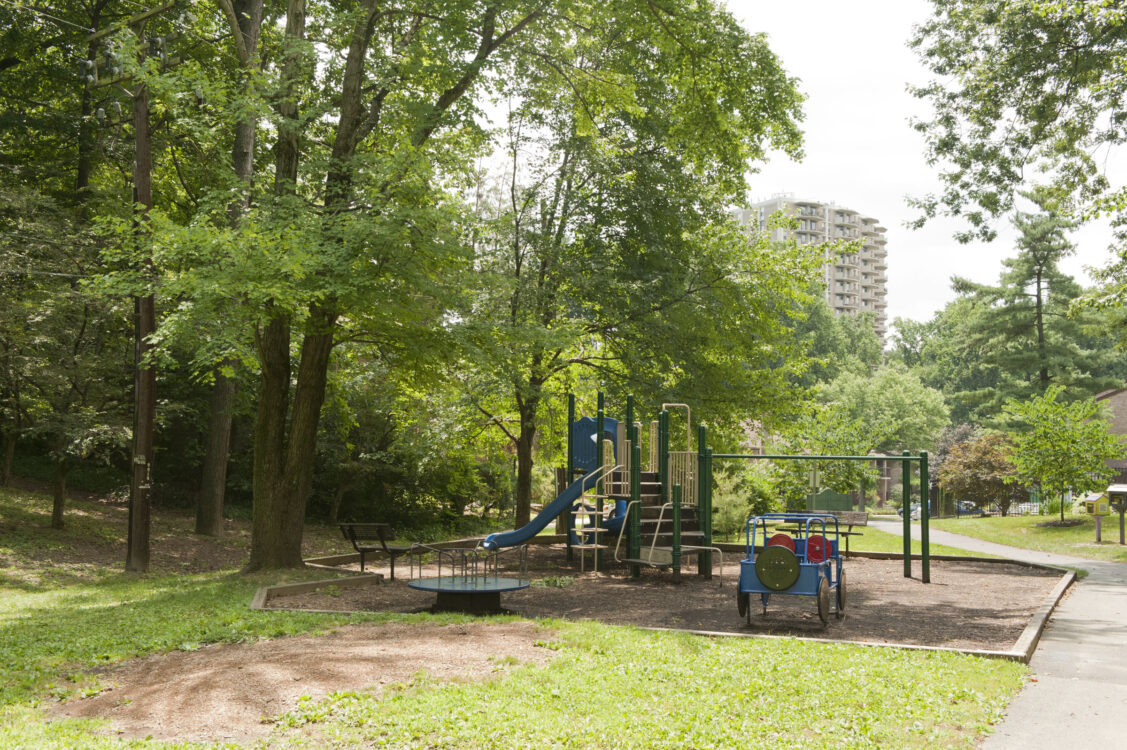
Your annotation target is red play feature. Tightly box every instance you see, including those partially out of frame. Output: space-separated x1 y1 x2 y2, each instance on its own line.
807 534 829 563
767 533 795 551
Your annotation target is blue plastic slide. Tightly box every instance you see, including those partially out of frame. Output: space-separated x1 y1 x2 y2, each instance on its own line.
482 469 624 550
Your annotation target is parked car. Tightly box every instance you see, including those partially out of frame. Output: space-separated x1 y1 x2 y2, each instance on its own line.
897 503 921 520
956 501 985 517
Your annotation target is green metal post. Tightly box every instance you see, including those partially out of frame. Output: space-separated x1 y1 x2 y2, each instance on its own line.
672 483 682 583
630 443 641 578
659 410 669 504
697 424 711 579
920 450 930 584
902 449 911 579
596 393 604 568
626 394 634 445
567 393 575 480
566 393 575 562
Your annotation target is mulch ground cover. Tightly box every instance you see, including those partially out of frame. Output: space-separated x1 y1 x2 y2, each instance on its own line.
273 543 1064 652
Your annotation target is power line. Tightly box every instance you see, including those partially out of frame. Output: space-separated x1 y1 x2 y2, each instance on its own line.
0 0 94 33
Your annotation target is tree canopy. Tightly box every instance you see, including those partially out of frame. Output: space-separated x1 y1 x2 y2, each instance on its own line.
911 0 1127 240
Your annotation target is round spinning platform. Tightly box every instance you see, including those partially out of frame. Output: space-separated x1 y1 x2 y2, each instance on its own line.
408 576 530 614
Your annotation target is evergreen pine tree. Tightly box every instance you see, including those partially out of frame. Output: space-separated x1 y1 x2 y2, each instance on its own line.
951 192 1119 422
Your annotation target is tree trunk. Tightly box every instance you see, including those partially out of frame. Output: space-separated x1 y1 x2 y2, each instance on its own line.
196 0 263 534
514 396 539 528
196 369 237 535
246 306 336 570
248 316 292 569
1035 268 1048 389
51 460 67 529
1 430 14 486
126 81 156 574
329 481 348 526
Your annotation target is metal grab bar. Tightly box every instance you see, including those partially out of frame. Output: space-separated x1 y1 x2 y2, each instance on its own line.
612 500 721 585
613 500 640 563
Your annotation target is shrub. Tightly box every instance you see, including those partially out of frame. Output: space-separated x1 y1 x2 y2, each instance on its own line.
712 464 780 538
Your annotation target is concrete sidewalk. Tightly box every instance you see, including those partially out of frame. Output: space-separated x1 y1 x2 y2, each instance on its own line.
870 519 1127 748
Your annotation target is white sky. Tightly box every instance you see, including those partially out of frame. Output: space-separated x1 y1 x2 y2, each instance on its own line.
726 0 1122 326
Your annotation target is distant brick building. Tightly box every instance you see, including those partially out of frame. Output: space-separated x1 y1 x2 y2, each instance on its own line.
1096 386 1127 483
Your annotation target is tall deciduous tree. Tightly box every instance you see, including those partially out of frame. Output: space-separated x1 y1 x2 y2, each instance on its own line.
156 2 596 569
1004 386 1126 523
911 0 1127 241
816 363 950 454
463 6 810 525
195 0 266 537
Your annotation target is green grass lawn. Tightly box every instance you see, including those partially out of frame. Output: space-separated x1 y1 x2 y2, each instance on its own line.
850 525 995 557
931 512 1127 562
0 484 1028 748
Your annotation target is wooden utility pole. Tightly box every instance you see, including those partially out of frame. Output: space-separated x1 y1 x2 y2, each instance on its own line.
126 79 155 573
88 2 179 572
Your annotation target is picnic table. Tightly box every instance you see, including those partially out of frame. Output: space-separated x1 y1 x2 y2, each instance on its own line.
770 511 868 555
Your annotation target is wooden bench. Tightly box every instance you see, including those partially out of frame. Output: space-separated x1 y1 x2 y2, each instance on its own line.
820 511 867 555
339 523 414 579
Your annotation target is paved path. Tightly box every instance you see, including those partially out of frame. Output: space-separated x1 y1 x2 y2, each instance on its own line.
870 519 1127 748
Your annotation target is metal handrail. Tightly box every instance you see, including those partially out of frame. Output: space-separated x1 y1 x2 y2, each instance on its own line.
613 500 640 563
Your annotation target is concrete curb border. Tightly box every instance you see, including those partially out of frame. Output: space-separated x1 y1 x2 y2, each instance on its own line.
640 565 1076 663
251 572 384 612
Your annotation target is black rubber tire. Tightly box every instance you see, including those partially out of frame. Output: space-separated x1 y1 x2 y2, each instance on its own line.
817 577 830 626
835 569 847 619
737 590 749 618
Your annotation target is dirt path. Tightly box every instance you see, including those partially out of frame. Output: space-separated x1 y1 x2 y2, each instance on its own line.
55 621 555 744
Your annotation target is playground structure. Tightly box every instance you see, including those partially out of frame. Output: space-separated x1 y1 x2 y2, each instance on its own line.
403 390 934 611
482 392 722 583
737 513 845 625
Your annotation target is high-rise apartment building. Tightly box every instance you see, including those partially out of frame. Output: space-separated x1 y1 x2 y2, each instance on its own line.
733 194 889 340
